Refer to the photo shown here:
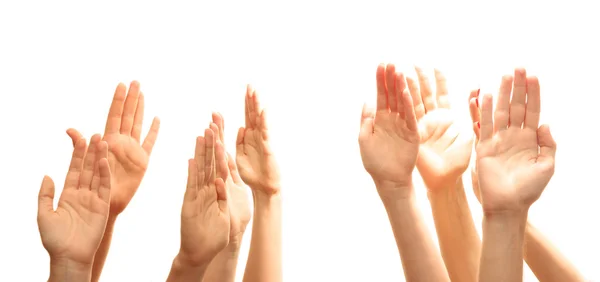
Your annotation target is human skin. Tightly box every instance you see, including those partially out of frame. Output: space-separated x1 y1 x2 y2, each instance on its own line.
359 63 450 282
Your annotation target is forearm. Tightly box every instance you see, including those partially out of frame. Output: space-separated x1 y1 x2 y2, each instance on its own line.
202 241 243 282
166 254 209 282
243 192 282 282
524 222 585 282
380 183 450 282
480 211 527 282
91 214 117 282
427 178 480 282
48 258 92 282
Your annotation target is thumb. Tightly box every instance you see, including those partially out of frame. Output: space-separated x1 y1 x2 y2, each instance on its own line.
227 152 243 184
215 178 229 213
38 176 56 215
359 104 375 137
236 127 245 156
537 124 557 161
66 128 83 147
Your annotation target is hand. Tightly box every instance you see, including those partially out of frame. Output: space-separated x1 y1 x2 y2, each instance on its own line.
236 85 281 195
67 81 160 215
179 128 231 266
359 63 420 196
468 88 483 202
476 68 557 214
407 67 473 190
211 112 252 243
38 134 112 265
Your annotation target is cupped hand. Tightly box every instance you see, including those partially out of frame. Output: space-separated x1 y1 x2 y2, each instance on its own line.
211 112 252 243
359 64 420 196
38 134 112 265
408 67 473 190
236 85 281 195
67 81 160 215
476 68 557 214
179 128 231 266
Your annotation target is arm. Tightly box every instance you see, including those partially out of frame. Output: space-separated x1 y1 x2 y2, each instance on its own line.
243 192 282 282
91 215 117 282
380 182 450 282
524 222 585 281
480 212 527 282
428 178 480 282
202 242 243 282
166 254 209 282
48 259 93 282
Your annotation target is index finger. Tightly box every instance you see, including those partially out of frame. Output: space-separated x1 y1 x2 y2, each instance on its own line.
104 83 127 134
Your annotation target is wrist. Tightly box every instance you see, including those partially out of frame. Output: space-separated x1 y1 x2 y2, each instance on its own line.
375 179 415 202
483 208 529 222
173 252 209 272
253 190 281 207
48 258 92 282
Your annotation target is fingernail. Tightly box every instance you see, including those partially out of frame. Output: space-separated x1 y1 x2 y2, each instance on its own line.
477 121 480 129
475 97 479 107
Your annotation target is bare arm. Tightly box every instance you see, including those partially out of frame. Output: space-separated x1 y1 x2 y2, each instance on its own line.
428 178 480 282
48 259 92 282
91 215 116 282
202 242 243 282
243 192 282 282
380 183 450 282
166 254 209 282
480 212 527 282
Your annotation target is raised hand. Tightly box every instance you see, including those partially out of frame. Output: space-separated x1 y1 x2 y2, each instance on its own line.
236 85 280 195
476 68 557 213
408 67 473 190
37 135 111 276
211 112 252 243
359 63 420 196
468 88 483 201
178 128 231 266
67 81 160 215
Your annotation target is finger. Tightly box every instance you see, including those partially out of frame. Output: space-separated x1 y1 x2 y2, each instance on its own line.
210 122 221 145
142 117 160 155
402 89 419 131
204 128 216 183
184 159 198 200
38 176 56 214
509 68 527 128
434 69 450 109
131 92 145 142
80 134 101 190
227 152 243 184
479 93 494 141
236 127 245 156
415 66 436 112
259 109 270 139
97 158 112 204
385 64 398 112
66 128 83 147
468 89 481 123
376 64 388 111
494 75 513 131
359 103 375 137
215 141 229 182
90 140 107 195
406 77 425 120
120 81 141 136
104 83 127 134
215 178 229 213
212 112 225 143
245 85 252 128
396 72 407 120
537 124 557 161
524 76 541 129
65 138 87 190
251 90 262 128
469 97 481 141
247 88 258 128
194 136 206 184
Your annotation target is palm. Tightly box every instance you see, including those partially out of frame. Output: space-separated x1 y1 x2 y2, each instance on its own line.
237 129 278 189
226 168 251 240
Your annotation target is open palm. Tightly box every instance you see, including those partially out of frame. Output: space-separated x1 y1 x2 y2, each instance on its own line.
359 64 420 190
476 69 556 213
37 135 112 265
68 81 160 215
408 68 473 189
236 85 280 195
180 128 230 265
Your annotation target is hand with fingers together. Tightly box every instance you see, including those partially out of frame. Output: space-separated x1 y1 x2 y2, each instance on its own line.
167 128 231 282
359 64 449 282
408 67 473 191
37 135 112 282
478 68 557 282
66 81 160 282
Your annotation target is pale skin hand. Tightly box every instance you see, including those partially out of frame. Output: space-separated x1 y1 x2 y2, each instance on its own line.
477 68 557 282
469 86 583 282
167 128 231 282
359 63 449 282
37 135 112 282
238 85 282 282
407 67 479 282
66 81 160 281
202 113 252 282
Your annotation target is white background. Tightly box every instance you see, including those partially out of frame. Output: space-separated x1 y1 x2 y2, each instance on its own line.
1 1 598 281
